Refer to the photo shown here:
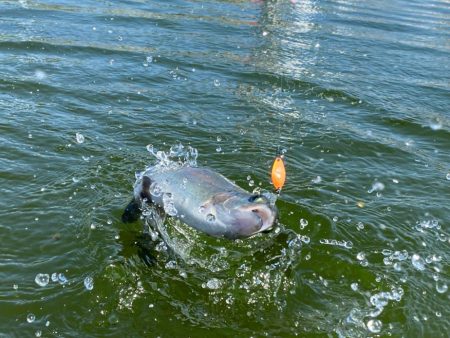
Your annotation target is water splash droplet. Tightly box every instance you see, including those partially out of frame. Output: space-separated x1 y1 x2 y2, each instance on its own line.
368 182 385 193
299 218 308 229
75 132 85 144
206 278 222 290
366 319 382 333
206 214 215 222
27 313 36 323
35 273 49 287
162 193 177 216
436 281 448 294
84 276 94 291
411 254 426 271
150 182 162 197
58 273 68 284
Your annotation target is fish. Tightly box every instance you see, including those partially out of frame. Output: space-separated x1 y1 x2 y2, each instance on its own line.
122 166 277 239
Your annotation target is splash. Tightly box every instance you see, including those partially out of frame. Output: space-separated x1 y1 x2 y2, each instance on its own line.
144 143 198 174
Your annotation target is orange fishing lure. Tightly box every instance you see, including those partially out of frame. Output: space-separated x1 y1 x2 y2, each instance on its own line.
271 155 286 191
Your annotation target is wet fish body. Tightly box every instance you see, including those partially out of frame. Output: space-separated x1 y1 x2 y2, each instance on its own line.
122 166 277 239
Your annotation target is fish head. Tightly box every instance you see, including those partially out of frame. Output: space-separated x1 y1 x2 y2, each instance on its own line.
206 192 277 239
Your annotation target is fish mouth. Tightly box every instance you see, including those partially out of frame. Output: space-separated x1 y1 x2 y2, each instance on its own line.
240 203 277 233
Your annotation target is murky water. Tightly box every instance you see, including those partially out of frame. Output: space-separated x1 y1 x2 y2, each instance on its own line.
1 0 449 336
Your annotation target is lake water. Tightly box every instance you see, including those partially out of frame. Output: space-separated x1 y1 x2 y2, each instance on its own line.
1 0 449 336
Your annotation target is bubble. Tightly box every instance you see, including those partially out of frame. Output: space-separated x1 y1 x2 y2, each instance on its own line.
45 321 50 327
150 182 162 197
35 273 49 287
356 252 366 261
299 218 308 229
436 281 448 294
446 173 450 180
35 330 42 337
51 273 58 282
84 276 94 291
332 216 338 222
75 132 85 144
411 254 426 271
206 214 215 222
13 284 18 290
198 206 206 213
366 319 382 333
356 222 364 230
27 313 36 323
213 79 220 87
344 241 353 249
216 146 222 152
206 278 222 290
351 282 358 291
216 136 222 142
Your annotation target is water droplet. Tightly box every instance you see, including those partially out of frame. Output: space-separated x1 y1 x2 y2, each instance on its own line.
446 173 450 180
436 311 442 317
248 180 254 187
75 132 85 144
13 284 18 290
165 260 177 269
206 214 215 222
206 278 222 290
213 79 220 87
311 176 322 184
58 273 68 284
301 235 310 244
216 136 222 142
332 216 338 222
35 273 49 287
366 319 382 333
356 222 365 230
411 254 425 271
436 281 448 294
51 273 58 282
162 193 177 216
150 182 162 197
216 146 222 152
35 330 42 337
84 276 94 291
27 313 36 323
351 282 358 291
299 218 308 229
368 181 385 193
45 321 50 327
198 205 206 213
356 252 366 261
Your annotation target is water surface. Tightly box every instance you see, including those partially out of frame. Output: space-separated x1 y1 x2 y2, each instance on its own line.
1 0 449 336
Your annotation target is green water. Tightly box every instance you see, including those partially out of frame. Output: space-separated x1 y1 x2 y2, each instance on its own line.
1 0 449 337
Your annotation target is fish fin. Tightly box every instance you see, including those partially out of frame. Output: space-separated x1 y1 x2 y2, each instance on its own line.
121 198 141 223
140 176 152 201
122 176 153 223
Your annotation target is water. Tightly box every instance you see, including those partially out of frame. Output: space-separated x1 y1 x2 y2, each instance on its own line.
0 0 449 336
